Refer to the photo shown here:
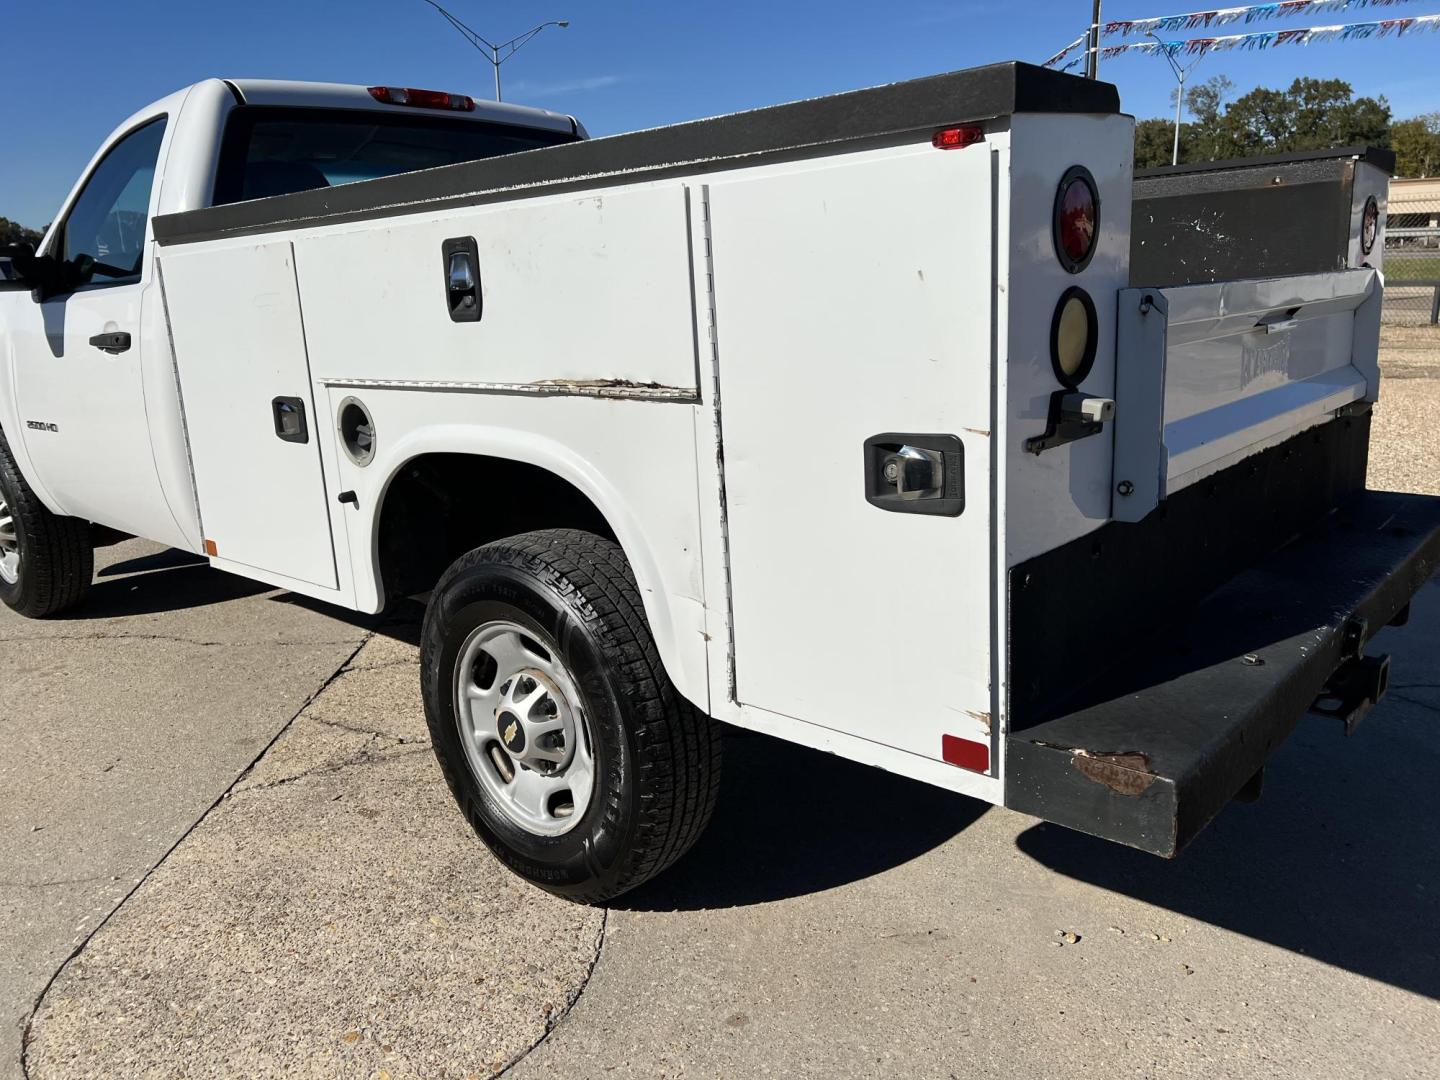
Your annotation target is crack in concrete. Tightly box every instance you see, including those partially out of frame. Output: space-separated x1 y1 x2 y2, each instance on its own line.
19 632 373 1080
308 713 428 744
495 908 608 1079
1387 690 1440 712
232 741 433 796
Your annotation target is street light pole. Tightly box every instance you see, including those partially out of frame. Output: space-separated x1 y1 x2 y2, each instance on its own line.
419 2 570 102
1150 32 1204 166
1172 67 1186 166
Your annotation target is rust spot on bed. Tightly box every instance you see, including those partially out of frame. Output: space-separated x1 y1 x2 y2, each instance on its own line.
1071 750 1156 796
965 710 992 734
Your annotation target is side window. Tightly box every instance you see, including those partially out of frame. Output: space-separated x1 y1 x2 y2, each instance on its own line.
60 117 167 287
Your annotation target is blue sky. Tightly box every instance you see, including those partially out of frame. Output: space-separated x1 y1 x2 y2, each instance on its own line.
2 0 1437 228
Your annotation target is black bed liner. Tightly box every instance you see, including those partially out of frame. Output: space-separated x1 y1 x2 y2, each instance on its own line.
1130 145 1393 288
153 61 1117 247
1005 488 1440 857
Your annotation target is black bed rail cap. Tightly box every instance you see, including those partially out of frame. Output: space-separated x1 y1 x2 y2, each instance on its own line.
1136 145 1395 180
153 61 1119 247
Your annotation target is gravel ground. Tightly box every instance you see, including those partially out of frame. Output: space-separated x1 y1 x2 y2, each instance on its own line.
1371 326 1440 495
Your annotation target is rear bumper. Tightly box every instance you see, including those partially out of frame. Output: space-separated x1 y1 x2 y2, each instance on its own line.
1005 488 1440 857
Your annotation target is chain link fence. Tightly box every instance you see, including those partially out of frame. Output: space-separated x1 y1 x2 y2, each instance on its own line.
1384 179 1440 328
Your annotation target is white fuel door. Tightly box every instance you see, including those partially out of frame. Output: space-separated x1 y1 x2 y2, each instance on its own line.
159 241 339 591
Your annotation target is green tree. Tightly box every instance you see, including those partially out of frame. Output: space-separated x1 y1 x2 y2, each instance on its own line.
0 218 42 247
1134 76 1391 166
1134 117 1190 169
1392 113 1440 177
1183 76 1234 161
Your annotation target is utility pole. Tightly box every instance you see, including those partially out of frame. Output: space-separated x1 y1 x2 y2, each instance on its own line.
1086 0 1103 79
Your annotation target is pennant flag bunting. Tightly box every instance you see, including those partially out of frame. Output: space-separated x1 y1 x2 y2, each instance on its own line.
1084 11 1440 61
1101 0 1424 39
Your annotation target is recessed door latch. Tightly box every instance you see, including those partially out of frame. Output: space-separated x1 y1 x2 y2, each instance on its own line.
863 433 964 516
441 236 481 323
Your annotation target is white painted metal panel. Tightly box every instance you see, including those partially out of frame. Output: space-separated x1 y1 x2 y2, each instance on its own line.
292 186 699 392
160 241 339 589
710 146 995 766
319 385 711 712
1001 114 1135 569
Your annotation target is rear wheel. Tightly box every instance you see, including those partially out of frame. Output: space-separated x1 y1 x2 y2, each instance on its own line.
421 529 720 903
0 429 92 618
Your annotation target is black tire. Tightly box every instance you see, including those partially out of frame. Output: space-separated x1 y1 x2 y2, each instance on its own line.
0 427 93 618
421 529 721 903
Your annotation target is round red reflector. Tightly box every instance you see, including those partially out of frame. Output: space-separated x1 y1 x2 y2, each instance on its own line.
1053 166 1099 274
1361 195 1379 256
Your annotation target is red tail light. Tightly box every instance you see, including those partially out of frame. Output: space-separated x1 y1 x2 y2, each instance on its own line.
932 125 985 150
368 86 476 112
1053 166 1099 273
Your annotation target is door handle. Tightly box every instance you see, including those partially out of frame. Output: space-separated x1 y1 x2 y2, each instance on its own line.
89 331 131 354
441 237 481 322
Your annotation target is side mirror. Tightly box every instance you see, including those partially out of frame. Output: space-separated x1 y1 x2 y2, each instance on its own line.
0 243 35 291
0 246 92 300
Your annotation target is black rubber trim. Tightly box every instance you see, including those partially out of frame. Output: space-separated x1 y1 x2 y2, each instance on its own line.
221 79 245 106
1135 144 1395 180
154 62 1118 247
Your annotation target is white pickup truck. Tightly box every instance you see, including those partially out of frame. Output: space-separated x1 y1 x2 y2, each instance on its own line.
2 63 1435 901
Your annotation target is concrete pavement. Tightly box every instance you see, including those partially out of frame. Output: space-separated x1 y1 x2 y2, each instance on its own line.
0 544 369 1080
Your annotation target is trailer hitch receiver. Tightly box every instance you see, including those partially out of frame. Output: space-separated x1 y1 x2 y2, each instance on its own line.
1310 653 1390 735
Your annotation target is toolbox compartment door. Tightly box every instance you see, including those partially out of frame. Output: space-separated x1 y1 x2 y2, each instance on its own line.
160 241 341 592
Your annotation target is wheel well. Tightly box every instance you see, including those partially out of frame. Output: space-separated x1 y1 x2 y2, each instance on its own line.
377 454 616 601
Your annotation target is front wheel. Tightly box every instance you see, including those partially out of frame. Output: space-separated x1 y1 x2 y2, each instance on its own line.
0 428 93 618
420 529 721 903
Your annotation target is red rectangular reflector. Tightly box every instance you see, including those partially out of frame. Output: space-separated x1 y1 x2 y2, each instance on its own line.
942 734 990 773
932 125 984 150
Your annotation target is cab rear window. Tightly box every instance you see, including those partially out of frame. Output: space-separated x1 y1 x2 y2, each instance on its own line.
213 106 575 205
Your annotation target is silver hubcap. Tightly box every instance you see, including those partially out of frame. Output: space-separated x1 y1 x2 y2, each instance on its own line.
0 493 18 585
454 621 595 837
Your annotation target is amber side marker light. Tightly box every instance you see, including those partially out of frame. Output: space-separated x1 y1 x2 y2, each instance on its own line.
1051 286 1098 388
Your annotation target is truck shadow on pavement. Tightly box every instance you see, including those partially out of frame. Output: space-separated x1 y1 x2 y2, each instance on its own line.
1016 715 1440 1001
58 548 271 618
616 731 988 911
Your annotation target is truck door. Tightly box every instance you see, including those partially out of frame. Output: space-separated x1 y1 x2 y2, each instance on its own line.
707 147 996 771
157 240 341 593
8 117 181 541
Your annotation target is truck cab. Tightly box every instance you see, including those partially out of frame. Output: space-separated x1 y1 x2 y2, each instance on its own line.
0 79 578 558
